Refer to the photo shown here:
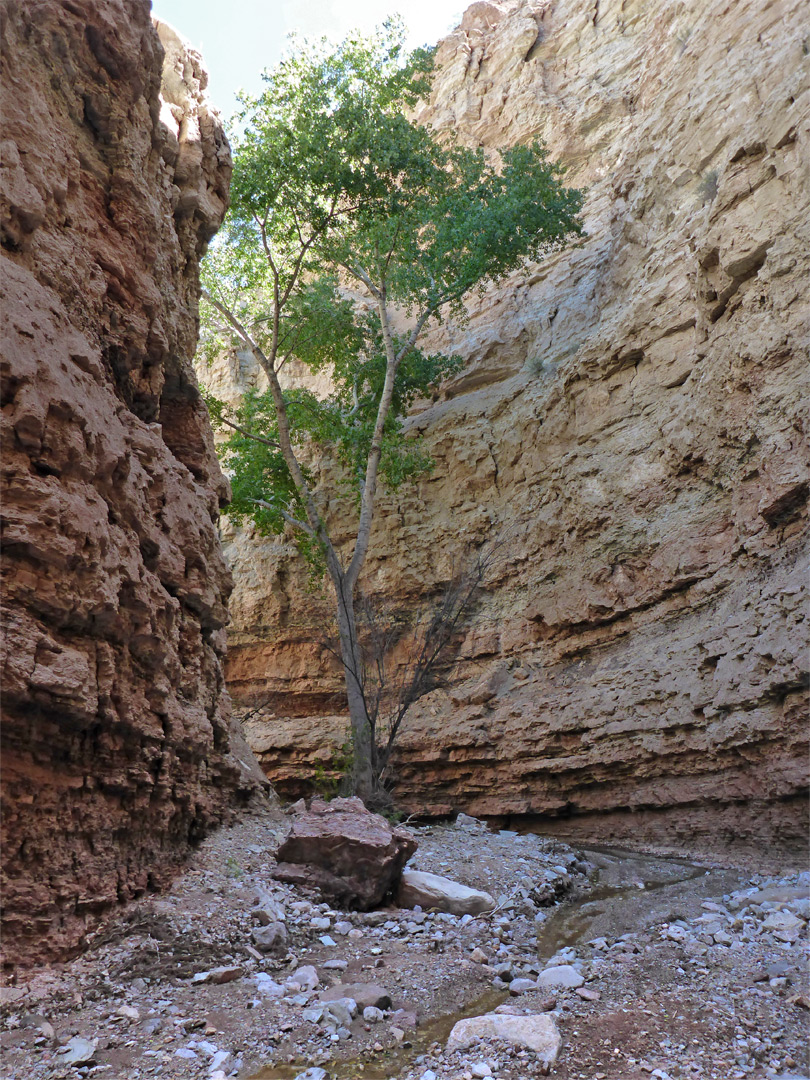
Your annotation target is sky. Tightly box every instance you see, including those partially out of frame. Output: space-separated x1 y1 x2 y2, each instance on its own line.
151 0 466 125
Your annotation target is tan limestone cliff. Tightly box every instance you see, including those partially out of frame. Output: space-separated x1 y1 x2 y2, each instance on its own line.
204 0 809 859
0 0 266 967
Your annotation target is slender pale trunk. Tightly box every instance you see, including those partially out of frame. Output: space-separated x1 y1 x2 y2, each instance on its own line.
330 566 374 801
201 279 435 804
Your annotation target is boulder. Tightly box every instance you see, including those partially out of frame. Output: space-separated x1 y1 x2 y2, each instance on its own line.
535 964 584 990
272 798 416 909
251 922 288 954
447 1012 560 1065
398 869 496 915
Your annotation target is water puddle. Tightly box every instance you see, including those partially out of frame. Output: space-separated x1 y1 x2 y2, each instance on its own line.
535 845 710 958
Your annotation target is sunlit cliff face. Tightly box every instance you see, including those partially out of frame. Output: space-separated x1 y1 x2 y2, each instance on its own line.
202 0 809 857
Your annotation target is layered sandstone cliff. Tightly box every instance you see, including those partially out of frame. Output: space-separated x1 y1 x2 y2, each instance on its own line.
0 1 265 967
205 0 809 858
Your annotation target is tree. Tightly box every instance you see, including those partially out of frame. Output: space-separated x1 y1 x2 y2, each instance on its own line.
199 20 584 804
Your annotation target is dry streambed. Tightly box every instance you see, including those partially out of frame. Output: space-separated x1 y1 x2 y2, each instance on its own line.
0 808 807 1080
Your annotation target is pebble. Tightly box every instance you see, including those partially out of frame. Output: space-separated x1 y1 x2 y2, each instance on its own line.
471 1062 493 1078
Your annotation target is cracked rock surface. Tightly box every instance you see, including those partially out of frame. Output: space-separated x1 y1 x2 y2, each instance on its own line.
0 0 265 966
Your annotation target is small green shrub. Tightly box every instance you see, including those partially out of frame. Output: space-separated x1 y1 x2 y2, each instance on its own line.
225 855 243 879
312 739 354 800
698 169 719 204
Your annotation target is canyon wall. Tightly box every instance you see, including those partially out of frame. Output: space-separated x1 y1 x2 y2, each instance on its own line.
205 0 809 859
0 1 266 967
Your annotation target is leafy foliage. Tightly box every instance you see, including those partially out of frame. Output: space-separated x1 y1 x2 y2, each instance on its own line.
197 18 584 799
204 322 461 573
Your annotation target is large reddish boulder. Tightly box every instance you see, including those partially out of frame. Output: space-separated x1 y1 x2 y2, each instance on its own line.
272 797 417 909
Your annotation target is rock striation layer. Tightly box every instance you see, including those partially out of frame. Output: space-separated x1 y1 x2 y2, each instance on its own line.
0 1 265 967
204 0 809 859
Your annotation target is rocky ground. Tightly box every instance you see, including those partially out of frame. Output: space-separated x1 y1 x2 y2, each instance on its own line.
1 807 807 1080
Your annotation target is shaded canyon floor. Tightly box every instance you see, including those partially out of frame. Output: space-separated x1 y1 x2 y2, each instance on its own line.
1 809 807 1080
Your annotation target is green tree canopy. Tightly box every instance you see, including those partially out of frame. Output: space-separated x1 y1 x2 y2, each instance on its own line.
199 19 584 801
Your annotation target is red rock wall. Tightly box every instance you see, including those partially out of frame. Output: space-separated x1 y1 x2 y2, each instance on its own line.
204 0 809 862
0 0 265 967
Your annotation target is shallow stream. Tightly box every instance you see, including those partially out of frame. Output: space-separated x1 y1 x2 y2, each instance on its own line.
251 844 744 1079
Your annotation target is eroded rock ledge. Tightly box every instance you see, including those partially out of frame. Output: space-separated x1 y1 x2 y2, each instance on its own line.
208 0 809 861
0 0 265 967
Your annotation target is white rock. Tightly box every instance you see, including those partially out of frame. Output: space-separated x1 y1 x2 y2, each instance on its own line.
292 964 320 991
251 921 288 953
58 1037 97 1065
323 998 358 1027
456 812 486 830
398 869 496 915
546 947 577 966
363 1005 384 1022
535 964 584 989
209 1050 230 1073
254 974 285 998
762 910 803 937
447 1012 560 1065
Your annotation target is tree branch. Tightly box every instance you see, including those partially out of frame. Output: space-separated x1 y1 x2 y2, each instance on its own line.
201 288 264 356
342 261 381 300
218 414 281 450
249 498 315 538
201 287 335 565
344 289 399 591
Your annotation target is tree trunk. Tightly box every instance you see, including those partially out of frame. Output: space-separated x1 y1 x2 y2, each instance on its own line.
332 571 374 802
